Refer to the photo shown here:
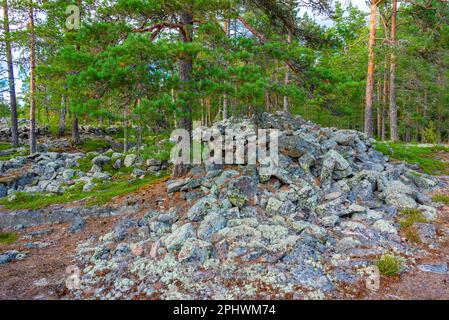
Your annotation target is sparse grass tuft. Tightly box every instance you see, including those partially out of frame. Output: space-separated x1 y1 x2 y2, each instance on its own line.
374 254 402 276
432 194 449 205
398 208 426 228
0 232 18 246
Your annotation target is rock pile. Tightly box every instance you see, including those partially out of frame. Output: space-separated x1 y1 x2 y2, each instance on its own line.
0 149 166 198
72 112 446 299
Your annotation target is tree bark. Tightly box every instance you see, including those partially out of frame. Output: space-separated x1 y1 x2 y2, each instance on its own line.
389 0 399 141
382 57 389 141
173 11 194 177
3 0 19 147
28 1 37 154
72 115 81 145
283 29 292 113
364 2 378 138
58 95 67 137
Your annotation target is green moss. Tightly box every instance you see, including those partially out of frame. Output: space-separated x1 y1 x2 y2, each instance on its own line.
374 254 402 276
398 208 427 228
0 232 18 246
373 142 449 175
78 138 110 153
432 194 449 205
0 172 168 210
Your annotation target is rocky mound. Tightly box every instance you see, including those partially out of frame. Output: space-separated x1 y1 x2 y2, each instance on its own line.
72 112 446 299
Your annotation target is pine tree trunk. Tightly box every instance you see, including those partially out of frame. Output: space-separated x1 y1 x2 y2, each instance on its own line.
72 115 81 145
389 0 399 141
29 1 37 154
364 3 378 138
58 95 67 137
382 58 388 141
283 29 292 113
173 11 194 177
3 0 19 147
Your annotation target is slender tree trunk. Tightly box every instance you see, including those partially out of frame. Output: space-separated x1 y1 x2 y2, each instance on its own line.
364 2 378 138
377 79 381 137
283 29 292 113
389 0 399 141
178 11 193 133
72 116 81 145
382 58 388 141
3 0 19 147
58 95 67 137
222 18 229 120
173 11 194 177
28 1 37 154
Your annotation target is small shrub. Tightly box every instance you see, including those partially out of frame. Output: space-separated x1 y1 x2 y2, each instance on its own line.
422 122 438 144
432 194 449 205
0 232 18 246
375 254 402 276
399 208 426 228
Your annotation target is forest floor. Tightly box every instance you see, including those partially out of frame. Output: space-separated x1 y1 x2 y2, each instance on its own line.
0 176 448 300
1 126 449 300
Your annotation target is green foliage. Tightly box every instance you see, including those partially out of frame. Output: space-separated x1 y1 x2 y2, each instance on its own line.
374 255 402 276
398 208 427 228
0 232 18 246
373 142 449 175
422 122 438 144
0 142 13 151
432 194 449 205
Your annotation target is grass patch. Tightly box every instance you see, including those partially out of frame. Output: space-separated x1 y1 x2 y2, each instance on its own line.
0 148 28 161
398 208 427 228
432 194 449 205
0 232 18 246
373 142 449 175
0 171 168 210
78 138 111 153
0 142 13 151
374 254 402 276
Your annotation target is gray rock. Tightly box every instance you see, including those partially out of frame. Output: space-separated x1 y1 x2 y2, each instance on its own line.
113 159 122 170
178 238 212 264
132 168 145 177
164 223 196 252
62 169 75 180
187 196 216 222
167 178 191 193
197 212 227 241
320 150 352 185
417 263 447 274
0 250 19 264
92 172 111 180
70 215 86 233
124 154 137 167
92 155 110 167
415 223 436 243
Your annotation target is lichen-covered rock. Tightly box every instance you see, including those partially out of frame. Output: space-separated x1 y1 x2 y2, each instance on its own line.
187 196 217 221
178 238 212 263
124 154 137 167
164 223 196 252
197 212 227 241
